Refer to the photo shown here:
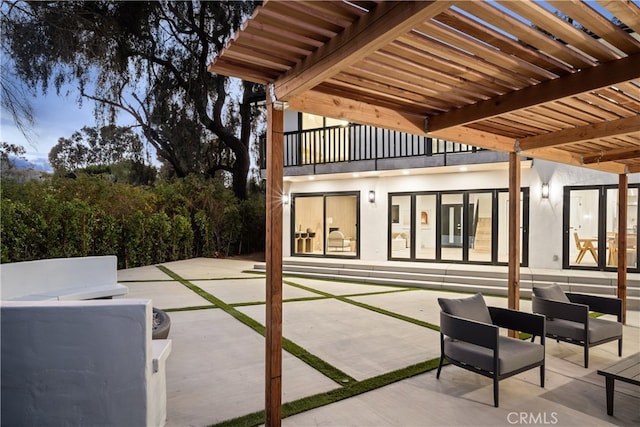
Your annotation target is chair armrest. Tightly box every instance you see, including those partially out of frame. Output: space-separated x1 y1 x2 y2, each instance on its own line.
488 307 545 337
566 293 622 320
440 311 498 349
532 296 589 324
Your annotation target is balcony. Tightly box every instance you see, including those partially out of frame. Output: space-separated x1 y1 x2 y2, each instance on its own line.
260 123 509 176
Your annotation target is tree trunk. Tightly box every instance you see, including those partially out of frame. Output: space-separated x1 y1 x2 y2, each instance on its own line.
232 149 250 200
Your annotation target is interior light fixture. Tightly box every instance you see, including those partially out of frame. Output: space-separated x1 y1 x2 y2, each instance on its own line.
283 194 290 205
368 190 376 203
541 183 549 199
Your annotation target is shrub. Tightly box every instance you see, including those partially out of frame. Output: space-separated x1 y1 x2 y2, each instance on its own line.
0 174 265 267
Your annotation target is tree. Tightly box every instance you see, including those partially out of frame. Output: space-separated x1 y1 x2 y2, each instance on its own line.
0 141 26 171
49 125 144 171
0 62 35 142
1 1 264 199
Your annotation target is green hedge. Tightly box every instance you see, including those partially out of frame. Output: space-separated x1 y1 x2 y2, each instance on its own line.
0 174 265 269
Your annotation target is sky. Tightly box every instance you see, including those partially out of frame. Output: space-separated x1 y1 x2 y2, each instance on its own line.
0 79 131 172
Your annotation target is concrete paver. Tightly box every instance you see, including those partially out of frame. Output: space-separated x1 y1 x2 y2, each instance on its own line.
165 309 338 427
118 264 174 281
121 281 211 310
242 298 441 381
286 277 404 296
192 278 320 305
159 258 256 280
119 258 640 427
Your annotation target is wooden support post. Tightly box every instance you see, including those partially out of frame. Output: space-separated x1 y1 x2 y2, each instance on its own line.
265 88 284 427
508 152 521 337
617 174 628 324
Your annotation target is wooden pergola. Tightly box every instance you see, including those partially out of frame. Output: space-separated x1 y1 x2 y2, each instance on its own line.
208 1 640 425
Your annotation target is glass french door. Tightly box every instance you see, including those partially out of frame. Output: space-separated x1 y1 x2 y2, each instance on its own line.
564 185 639 271
390 189 528 266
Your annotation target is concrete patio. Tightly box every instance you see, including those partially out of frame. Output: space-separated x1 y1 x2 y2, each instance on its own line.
118 258 640 427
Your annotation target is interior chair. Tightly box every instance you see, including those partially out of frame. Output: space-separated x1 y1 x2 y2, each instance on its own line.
531 284 622 368
436 293 546 407
573 232 598 264
327 230 350 251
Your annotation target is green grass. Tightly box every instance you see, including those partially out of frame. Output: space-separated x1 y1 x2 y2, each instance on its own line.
163 305 217 312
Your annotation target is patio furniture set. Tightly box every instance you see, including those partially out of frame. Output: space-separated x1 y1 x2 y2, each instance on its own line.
436 284 629 411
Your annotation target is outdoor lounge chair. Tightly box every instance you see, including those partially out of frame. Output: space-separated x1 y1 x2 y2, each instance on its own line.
531 284 622 368
436 293 546 407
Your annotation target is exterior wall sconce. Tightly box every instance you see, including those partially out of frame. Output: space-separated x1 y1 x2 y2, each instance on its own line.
283 194 290 205
541 183 549 199
368 190 376 203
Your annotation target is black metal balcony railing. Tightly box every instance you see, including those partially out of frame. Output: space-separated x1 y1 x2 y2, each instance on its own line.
260 123 481 168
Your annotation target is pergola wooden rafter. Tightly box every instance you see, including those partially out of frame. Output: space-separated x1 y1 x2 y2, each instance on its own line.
208 1 640 424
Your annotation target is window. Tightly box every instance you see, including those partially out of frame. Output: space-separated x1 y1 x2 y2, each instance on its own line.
564 185 639 271
469 192 494 263
389 195 411 259
415 194 437 260
300 113 350 164
292 192 359 257
389 189 528 266
497 190 527 264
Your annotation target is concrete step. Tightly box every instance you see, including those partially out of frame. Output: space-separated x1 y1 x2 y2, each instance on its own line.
252 260 640 310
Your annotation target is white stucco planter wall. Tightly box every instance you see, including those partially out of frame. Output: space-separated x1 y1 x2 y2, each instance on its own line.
0 299 171 426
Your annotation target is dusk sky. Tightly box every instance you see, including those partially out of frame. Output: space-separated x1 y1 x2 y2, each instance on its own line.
0 70 142 172
1 85 97 171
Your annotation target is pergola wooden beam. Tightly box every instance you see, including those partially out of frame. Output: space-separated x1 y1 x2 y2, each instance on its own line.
582 146 640 164
507 152 521 338
520 145 628 174
424 53 640 132
287 89 514 150
597 0 640 34
273 1 453 101
517 115 640 151
618 173 628 324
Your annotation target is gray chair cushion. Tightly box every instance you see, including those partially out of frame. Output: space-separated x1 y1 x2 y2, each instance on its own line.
532 284 570 302
545 318 583 341
545 317 622 343
438 293 492 324
444 336 544 375
589 318 623 343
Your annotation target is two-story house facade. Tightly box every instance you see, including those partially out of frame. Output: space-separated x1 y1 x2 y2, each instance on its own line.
271 111 640 274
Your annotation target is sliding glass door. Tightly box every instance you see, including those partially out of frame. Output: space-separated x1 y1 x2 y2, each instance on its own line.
292 192 359 257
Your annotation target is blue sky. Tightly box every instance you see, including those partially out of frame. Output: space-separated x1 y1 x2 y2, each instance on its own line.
1 85 100 171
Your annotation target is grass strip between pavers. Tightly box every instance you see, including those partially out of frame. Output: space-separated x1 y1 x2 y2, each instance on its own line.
211 357 442 427
164 305 217 312
156 265 355 386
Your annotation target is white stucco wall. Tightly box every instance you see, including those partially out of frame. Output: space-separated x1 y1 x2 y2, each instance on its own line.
284 159 639 270
0 299 165 426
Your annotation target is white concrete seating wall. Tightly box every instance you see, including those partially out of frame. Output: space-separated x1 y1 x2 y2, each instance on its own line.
0 255 128 300
0 299 172 426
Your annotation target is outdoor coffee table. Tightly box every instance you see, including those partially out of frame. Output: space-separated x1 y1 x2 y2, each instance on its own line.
597 353 640 416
